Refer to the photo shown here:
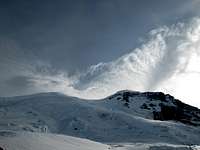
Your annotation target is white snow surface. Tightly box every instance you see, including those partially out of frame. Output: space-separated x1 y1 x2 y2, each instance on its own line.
0 131 199 150
0 131 109 150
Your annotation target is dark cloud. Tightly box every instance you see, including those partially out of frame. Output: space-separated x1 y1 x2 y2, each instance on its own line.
5 76 33 88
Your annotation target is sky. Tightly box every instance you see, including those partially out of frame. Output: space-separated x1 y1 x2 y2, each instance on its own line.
1 0 200 107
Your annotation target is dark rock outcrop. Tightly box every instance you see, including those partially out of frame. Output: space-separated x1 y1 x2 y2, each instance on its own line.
110 91 200 126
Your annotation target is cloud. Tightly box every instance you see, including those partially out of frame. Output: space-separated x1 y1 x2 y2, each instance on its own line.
70 17 200 106
1 17 200 108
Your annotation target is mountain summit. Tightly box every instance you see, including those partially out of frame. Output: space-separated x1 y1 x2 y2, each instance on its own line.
107 90 200 126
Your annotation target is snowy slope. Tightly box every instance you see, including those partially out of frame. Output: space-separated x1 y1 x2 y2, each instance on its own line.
1 131 199 150
0 91 200 145
0 131 109 150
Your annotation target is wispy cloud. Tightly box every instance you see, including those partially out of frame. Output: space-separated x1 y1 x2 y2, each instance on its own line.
70 17 200 106
69 18 200 102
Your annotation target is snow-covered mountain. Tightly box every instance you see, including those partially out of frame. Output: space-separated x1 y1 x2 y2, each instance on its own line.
0 90 200 147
